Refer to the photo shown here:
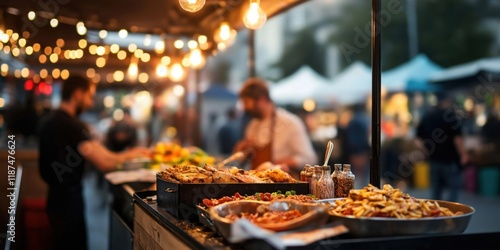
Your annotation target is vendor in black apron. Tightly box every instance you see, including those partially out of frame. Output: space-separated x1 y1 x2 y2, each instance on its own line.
234 78 317 178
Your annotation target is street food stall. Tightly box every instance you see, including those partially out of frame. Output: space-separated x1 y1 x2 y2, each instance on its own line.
2 0 500 249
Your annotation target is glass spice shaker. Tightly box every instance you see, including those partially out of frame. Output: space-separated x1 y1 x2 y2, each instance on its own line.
303 164 314 184
310 165 322 195
300 164 311 181
339 164 355 198
331 164 342 198
316 165 335 199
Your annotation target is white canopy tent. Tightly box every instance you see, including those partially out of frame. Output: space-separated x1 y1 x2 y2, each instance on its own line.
270 65 330 105
313 61 372 105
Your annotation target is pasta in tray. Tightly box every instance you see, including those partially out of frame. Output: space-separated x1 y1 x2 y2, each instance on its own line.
224 209 304 225
330 184 463 219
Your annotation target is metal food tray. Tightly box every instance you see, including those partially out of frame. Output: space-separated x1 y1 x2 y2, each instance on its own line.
328 200 475 237
196 205 217 233
209 200 330 240
156 177 309 221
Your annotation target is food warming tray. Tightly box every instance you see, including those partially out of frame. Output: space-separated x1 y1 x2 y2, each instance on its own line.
156 177 309 221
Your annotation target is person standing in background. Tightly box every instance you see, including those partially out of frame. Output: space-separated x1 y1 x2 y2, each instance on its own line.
38 75 149 250
105 110 138 152
416 92 468 202
234 78 317 176
218 108 241 156
345 103 370 187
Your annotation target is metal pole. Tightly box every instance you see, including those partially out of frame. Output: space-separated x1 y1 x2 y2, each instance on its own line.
193 69 203 147
182 73 191 146
407 0 419 59
370 0 381 187
248 29 256 77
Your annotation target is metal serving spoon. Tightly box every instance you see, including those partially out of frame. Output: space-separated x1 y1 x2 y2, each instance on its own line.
323 140 334 166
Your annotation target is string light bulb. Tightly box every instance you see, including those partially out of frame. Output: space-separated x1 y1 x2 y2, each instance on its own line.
169 63 186 82
28 11 36 21
128 57 139 80
213 22 237 47
189 48 206 69
179 0 205 13
156 64 168 78
50 18 58 28
243 0 267 30
99 30 108 39
118 29 128 39
76 22 87 35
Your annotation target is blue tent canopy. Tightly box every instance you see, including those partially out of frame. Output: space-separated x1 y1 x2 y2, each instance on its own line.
430 57 500 87
203 84 237 100
382 54 443 92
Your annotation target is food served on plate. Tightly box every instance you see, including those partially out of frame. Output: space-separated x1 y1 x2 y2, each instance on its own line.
202 190 316 208
330 184 464 219
157 164 300 184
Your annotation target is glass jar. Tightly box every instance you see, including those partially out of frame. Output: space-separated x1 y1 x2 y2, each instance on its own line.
337 164 355 198
310 165 322 195
315 165 335 199
331 164 342 198
304 164 314 184
300 164 311 181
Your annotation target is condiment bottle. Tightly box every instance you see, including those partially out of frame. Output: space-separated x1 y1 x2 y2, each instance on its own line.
302 164 314 185
310 165 322 195
331 164 342 198
300 164 310 181
316 165 335 199
338 164 355 198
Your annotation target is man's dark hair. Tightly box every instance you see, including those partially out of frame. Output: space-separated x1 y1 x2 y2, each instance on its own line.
61 75 92 101
239 78 271 101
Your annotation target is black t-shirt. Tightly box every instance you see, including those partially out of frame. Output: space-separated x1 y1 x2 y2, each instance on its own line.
38 109 91 188
416 107 463 164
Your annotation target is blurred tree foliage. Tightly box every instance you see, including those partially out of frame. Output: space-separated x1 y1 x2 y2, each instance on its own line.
416 0 496 67
330 0 497 69
267 27 327 81
270 0 498 78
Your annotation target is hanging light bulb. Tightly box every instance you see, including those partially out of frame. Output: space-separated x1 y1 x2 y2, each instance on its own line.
189 48 206 69
144 34 152 46
169 63 186 82
156 64 168 77
118 29 128 39
128 57 139 80
213 22 237 47
179 0 205 13
155 40 165 54
50 18 58 28
76 22 87 35
28 11 36 21
243 0 267 30
99 30 108 39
